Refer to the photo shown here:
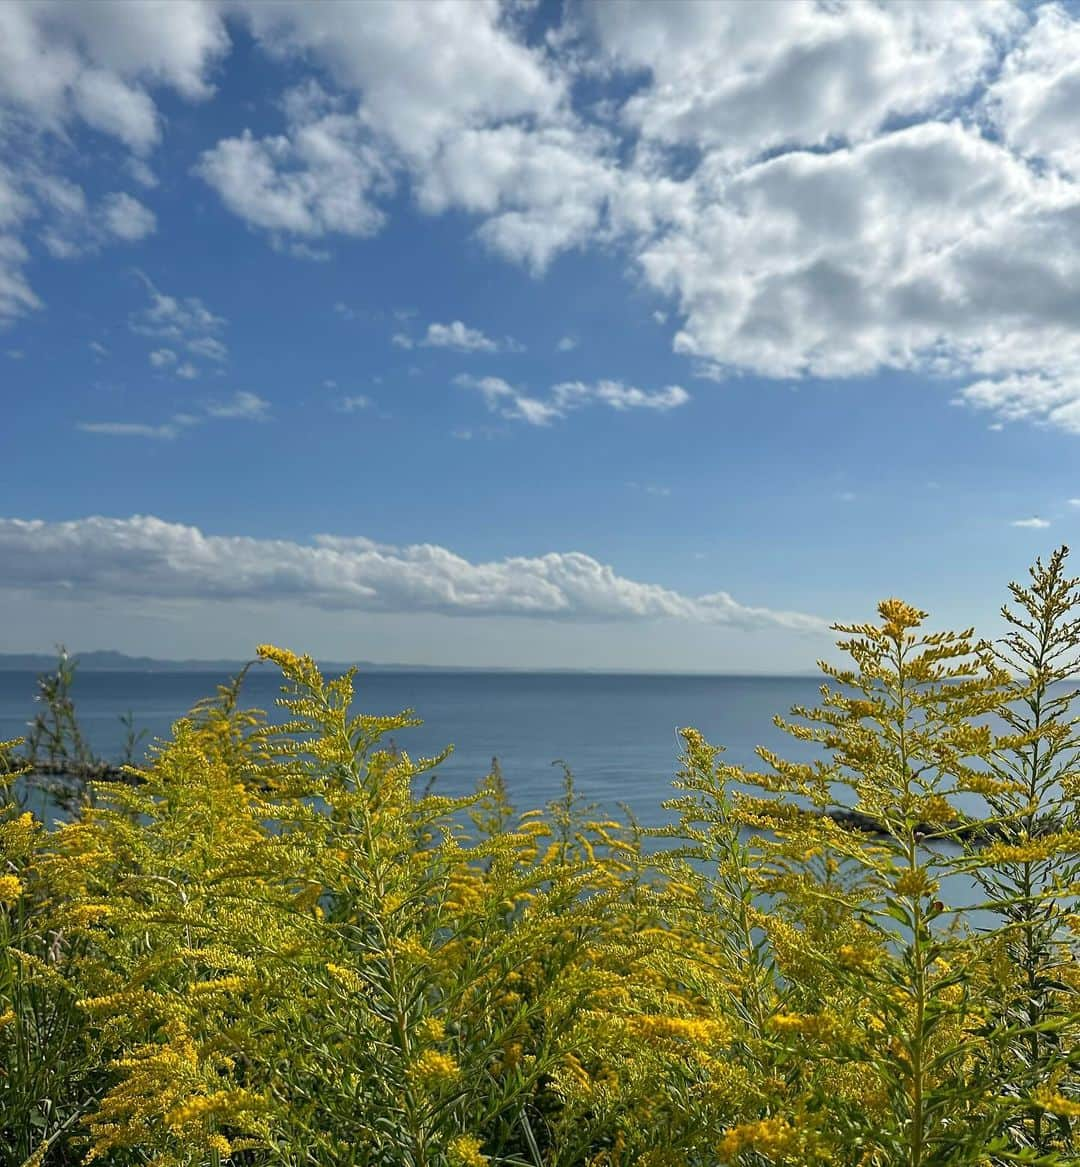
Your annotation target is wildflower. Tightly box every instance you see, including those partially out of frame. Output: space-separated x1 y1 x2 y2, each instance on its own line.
448 1135 489 1167
408 1049 460 1087
1033 1087 1080 1118
0 1008 15 1028
326 963 365 994
631 1014 730 1045
0 873 24 905
719 1116 801 1161
188 977 248 997
419 1016 446 1042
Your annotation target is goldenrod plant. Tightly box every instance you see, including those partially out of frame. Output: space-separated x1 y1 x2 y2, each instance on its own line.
973 549 1080 1155
3 553 1080 1166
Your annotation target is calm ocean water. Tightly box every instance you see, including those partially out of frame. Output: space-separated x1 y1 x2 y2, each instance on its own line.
0 668 821 826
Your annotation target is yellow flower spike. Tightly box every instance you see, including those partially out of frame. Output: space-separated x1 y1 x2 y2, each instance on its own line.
0 873 24 905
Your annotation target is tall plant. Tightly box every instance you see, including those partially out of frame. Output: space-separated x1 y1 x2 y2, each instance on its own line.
973 547 1080 1154
698 600 1028 1165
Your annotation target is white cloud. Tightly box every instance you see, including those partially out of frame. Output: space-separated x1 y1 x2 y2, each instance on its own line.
195 2 1080 434
101 192 156 241
130 275 228 374
556 336 577 352
552 380 689 413
336 395 371 413
0 514 826 632
78 419 193 441
1069 499 1080 507
187 336 227 362
205 391 271 420
454 374 690 426
959 375 1080 435
126 157 158 189
588 1 1018 160
0 0 228 149
9 0 1080 440
395 319 523 353
79 392 269 438
1011 517 1051 528
0 2 223 318
0 234 40 321
984 5 1080 179
237 1 561 160
196 94 392 240
89 340 109 358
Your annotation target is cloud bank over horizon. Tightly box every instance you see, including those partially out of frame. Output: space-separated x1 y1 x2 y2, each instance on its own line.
0 515 827 635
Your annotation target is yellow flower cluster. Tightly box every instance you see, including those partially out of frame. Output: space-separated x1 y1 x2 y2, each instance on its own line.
408 1049 461 1087
1032 1087 1080 1118
447 1134 489 1166
630 1014 730 1045
0 872 24 904
166 1088 263 1130
718 1116 801 1161
325 962 365 994
768 1011 849 1043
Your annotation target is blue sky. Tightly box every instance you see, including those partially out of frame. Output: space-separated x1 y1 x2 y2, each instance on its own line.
3 0 1080 670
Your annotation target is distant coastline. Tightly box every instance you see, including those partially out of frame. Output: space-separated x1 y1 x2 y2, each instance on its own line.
0 649 818 678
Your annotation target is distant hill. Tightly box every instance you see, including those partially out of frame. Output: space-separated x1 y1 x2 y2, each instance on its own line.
0 650 449 674
0 650 817 677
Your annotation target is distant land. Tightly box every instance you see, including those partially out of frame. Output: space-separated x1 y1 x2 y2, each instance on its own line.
0 650 816 677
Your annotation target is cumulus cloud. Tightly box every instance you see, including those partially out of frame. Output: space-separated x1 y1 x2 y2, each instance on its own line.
10 0 1080 440
195 87 392 241
192 1 1080 435
0 0 228 149
0 514 826 632
0 0 225 318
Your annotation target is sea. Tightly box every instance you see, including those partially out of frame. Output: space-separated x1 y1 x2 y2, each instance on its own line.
0 668 821 827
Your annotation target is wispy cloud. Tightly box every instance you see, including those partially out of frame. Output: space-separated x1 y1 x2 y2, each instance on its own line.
205 391 270 421
79 393 270 439
454 375 690 427
1011 517 1051 529
0 514 827 633
393 320 523 353
130 274 228 376
335 395 371 413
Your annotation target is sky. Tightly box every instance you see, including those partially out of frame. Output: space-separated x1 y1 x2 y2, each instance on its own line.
3 0 1080 672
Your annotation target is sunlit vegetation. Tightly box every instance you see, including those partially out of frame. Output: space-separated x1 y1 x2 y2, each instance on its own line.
3 552 1080 1166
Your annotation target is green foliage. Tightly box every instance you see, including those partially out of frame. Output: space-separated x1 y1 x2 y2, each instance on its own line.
3 554 1080 1166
